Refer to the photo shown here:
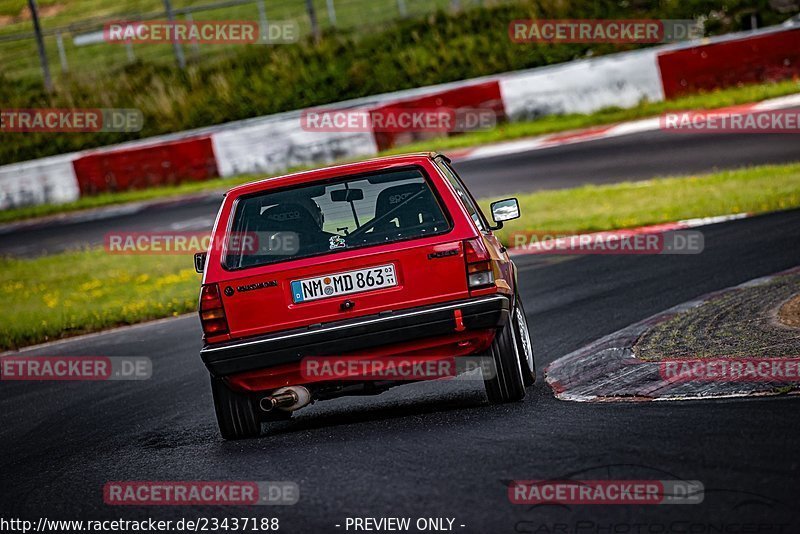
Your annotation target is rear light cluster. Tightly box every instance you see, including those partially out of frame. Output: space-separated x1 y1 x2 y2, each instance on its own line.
200 284 229 336
464 238 495 289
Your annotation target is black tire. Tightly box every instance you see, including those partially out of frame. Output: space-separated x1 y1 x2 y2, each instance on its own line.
210 377 261 440
483 315 526 404
513 297 536 386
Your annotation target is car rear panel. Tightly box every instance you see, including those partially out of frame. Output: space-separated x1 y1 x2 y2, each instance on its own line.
216 236 471 340
204 156 479 342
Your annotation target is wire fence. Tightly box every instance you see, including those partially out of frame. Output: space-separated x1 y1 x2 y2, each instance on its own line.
0 0 497 84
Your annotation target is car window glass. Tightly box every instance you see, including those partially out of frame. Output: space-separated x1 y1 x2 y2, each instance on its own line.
435 160 487 232
224 168 451 269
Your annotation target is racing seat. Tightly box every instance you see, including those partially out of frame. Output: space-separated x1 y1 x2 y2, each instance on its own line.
372 183 443 234
236 202 333 266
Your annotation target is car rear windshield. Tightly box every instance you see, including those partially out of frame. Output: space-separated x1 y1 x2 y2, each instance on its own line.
224 167 451 269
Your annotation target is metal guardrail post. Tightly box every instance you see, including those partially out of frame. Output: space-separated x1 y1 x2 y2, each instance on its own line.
396 0 408 18
27 0 54 92
326 0 337 27
55 31 69 73
126 41 136 63
305 0 321 43
185 13 201 59
162 0 186 69
256 0 269 43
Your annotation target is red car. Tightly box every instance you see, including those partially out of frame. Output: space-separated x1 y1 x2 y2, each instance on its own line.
196 153 535 439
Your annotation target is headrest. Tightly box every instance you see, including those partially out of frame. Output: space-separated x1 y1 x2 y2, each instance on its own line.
375 183 429 216
259 202 320 233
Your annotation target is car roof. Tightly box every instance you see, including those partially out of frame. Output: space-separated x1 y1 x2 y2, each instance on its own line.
224 152 443 197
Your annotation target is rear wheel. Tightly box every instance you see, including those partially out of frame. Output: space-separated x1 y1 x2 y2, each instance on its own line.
210 377 261 440
483 315 526 404
513 297 536 386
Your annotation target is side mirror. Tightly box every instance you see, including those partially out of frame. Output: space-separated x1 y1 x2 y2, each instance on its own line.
490 198 520 229
194 252 207 273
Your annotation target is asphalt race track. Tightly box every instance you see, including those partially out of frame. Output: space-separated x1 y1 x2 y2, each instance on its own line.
1 126 798 257
3 209 800 531
458 126 800 197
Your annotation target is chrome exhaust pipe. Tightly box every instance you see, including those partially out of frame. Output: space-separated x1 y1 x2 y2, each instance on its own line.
259 390 297 412
259 386 311 412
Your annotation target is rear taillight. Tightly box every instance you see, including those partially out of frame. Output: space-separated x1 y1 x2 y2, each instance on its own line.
464 238 495 289
199 284 229 336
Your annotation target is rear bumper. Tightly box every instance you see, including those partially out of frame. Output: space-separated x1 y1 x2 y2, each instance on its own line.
201 294 510 377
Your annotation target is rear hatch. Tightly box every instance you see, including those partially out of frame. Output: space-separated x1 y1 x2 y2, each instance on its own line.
215 166 472 340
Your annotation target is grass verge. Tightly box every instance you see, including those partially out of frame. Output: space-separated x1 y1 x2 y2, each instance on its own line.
1 251 199 350
1 79 798 225
634 271 800 360
3 161 800 350
485 162 800 243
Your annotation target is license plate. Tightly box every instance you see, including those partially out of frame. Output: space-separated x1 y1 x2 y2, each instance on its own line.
291 264 397 303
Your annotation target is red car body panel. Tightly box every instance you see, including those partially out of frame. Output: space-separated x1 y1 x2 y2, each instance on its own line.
227 330 495 392
199 153 516 394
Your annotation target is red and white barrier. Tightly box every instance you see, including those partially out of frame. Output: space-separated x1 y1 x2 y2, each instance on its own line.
368 80 505 151
658 26 800 99
211 114 378 178
0 24 797 211
0 154 79 209
500 48 664 121
73 136 219 195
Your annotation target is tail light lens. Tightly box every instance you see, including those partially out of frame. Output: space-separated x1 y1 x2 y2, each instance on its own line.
464 238 495 289
199 284 229 336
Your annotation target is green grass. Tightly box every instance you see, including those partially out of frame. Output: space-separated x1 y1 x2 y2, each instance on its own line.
0 0 455 31
0 249 200 349
1 79 798 225
0 0 787 82
3 161 800 350
485 162 800 243
0 0 471 81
